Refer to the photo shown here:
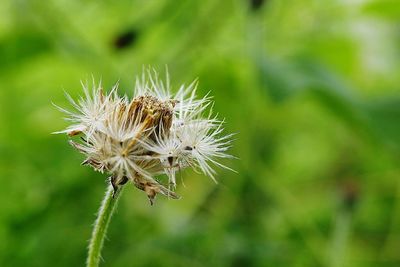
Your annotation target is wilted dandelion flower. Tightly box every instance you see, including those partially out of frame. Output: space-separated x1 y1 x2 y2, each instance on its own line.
55 69 234 205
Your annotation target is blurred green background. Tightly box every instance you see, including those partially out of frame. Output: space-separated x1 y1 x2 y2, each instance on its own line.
1 0 400 266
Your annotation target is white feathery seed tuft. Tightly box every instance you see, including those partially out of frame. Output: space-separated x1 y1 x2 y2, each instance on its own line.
55 68 234 205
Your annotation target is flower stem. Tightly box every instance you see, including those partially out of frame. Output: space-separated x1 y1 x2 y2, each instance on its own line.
86 185 122 267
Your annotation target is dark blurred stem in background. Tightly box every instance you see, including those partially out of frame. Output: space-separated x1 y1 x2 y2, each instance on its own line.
328 210 351 267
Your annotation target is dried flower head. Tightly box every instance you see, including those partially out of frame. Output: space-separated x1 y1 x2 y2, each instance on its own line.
55 69 234 204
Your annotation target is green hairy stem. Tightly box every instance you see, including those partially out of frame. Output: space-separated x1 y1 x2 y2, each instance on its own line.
86 185 122 267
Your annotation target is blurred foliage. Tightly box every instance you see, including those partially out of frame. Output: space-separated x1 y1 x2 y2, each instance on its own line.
0 0 400 266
